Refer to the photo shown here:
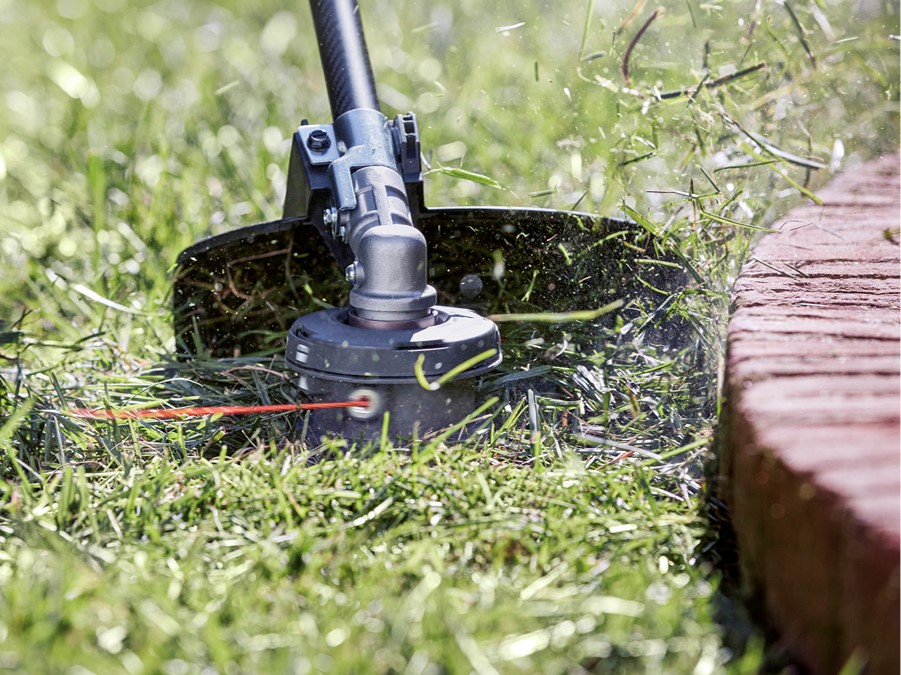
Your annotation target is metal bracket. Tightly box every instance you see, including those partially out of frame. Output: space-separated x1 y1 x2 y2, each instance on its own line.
328 143 390 212
282 108 433 322
285 111 423 219
295 124 340 165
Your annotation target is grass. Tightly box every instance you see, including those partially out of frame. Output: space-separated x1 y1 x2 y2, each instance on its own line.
1 0 898 672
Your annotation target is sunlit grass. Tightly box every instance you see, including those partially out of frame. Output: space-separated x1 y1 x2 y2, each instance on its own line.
0 0 898 671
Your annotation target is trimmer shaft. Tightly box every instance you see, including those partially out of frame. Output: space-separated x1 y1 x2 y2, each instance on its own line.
286 306 501 441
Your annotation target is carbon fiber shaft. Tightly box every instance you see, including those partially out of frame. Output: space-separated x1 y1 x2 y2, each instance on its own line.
309 0 380 118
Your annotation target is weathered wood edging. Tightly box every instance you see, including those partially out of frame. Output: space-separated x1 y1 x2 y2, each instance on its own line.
719 153 900 673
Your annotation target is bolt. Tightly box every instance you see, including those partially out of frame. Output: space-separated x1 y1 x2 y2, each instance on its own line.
459 273 483 299
306 129 331 152
323 207 338 236
345 263 356 286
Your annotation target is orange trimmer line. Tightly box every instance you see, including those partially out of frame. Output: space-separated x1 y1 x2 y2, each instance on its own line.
69 399 368 420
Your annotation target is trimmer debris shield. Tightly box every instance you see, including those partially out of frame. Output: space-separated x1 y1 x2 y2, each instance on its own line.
173 207 677 358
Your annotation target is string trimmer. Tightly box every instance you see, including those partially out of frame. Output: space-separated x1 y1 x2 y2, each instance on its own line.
173 0 682 441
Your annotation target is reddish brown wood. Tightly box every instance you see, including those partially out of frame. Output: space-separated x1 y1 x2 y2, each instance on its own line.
720 153 900 674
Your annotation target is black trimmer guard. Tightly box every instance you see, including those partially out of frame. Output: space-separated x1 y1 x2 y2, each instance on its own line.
173 207 683 358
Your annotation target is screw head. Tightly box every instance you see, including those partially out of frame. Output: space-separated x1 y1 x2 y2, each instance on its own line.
306 129 331 152
345 263 356 286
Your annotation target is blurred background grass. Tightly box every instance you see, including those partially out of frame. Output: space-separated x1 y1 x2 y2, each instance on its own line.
2 0 897 352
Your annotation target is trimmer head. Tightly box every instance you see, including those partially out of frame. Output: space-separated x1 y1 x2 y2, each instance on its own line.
286 305 501 439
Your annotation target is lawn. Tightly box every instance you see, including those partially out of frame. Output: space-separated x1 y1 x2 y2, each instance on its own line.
1 0 898 672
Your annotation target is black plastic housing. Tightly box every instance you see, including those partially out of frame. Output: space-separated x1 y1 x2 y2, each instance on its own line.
285 306 501 441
